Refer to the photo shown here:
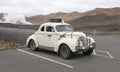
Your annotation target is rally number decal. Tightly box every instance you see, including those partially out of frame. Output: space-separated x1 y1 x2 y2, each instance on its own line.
47 35 52 40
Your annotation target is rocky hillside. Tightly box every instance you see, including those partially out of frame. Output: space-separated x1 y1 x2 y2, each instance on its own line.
84 7 120 16
26 7 120 26
26 11 82 24
70 14 120 26
0 7 120 32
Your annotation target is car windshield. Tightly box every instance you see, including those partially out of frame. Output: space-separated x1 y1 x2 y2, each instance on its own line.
56 25 73 32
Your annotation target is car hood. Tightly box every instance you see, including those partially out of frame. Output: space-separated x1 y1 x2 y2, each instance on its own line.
58 31 87 38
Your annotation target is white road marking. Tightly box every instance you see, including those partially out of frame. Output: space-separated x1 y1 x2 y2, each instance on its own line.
17 49 74 69
106 51 114 59
94 49 114 59
95 49 106 53
95 54 112 58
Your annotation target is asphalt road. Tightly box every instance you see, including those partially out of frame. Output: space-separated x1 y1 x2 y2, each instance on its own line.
0 27 120 72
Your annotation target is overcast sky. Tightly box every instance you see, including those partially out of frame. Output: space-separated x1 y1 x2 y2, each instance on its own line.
0 0 120 16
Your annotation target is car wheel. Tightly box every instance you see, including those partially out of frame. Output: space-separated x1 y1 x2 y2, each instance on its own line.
59 45 72 59
29 40 38 51
82 49 93 55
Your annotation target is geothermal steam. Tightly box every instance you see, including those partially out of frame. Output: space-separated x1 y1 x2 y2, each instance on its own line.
3 14 32 25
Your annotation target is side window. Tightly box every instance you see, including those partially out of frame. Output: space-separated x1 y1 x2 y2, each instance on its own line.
41 26 44 31
46 26 54 32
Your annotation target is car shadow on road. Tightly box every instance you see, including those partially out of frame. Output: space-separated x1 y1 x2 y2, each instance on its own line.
71 53 94 60
32 49 95 60
35 49 59 57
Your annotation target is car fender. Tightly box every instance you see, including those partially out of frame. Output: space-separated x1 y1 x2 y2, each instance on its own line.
87 36 96 44
55 38 77 52
26 34 39 48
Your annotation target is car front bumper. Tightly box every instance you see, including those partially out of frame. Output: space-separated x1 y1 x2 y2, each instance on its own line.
75 42 96 52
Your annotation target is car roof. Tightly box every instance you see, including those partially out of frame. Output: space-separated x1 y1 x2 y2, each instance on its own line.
41 22 70 27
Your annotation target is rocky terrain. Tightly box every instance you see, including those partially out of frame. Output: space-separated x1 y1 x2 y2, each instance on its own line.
1 7 120 30
26 7 120 25
25 7 120 33
0 7 120 35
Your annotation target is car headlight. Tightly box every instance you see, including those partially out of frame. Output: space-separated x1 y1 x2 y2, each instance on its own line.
79 37 84 41
89 43 96 49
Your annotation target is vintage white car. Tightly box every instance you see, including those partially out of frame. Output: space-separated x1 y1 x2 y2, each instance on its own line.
26 19 96 59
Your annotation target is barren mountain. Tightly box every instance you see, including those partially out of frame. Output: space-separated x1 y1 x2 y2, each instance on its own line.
26 7 120 25
70 14 120 28
84 7 120 16
69 7 120 30
26 11 82 24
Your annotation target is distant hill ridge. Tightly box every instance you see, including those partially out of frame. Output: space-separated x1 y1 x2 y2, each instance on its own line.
1 7 120 26
26 7 120 25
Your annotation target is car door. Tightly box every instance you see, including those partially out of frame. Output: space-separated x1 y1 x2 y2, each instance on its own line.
44 26 57 51
36 25 46 46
